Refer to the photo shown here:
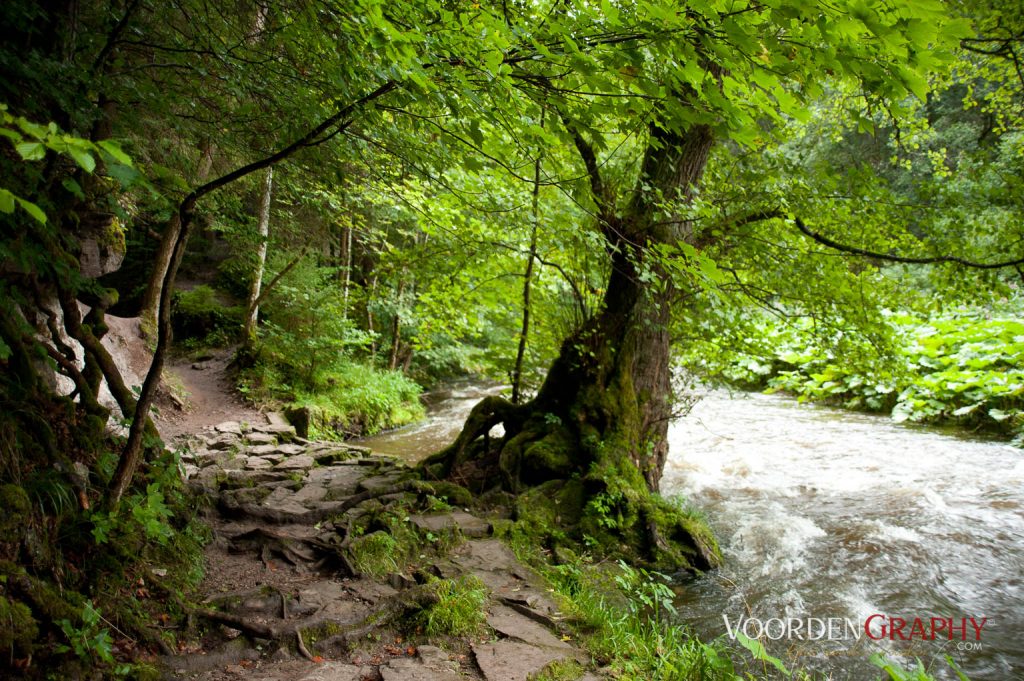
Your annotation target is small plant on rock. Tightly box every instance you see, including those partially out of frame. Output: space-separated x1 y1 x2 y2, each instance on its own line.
418 575 488 636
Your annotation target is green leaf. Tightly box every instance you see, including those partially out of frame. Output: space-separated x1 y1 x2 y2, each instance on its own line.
16 197 47 224
15 141 45 161
735 632 790 676
97 140 133 166
0 188 14 213
65 146 97 173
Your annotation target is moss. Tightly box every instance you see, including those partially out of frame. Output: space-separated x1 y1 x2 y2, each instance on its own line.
418 481 473 508
519 427 575 484
532 658 585 681
0 595 38 657
0 483 30 535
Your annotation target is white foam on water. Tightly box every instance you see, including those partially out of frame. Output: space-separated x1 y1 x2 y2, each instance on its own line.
866 520 923 544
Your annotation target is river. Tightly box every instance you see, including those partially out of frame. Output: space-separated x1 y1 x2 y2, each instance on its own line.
361 384 1024 680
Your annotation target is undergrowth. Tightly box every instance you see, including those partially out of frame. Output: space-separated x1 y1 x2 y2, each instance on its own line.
680 308 1024 444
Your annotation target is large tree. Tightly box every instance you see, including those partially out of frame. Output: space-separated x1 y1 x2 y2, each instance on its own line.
420 0 971 569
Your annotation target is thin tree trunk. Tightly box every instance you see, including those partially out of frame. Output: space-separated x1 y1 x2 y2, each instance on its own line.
243 166 273 342
341 225 352 320
139 142 214 327
511 150 542 404
365 275 378 358
388 280 406 371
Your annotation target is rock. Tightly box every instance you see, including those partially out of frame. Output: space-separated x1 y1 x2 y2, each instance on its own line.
224 470 290 486
252 423 296 438
247 443 303 457
291 484 328 505
266 412 290 428
275 443 305 456
274 454 315 471
409 512 491 538
485 604 570 649
255 453 286 464
381 657 461 681
198 451 230 468
182 463 199 479
244 457 273 470
284 405 312 438
358 471 409 493
243 432 277 445
472 640 569 681
312 448 355 465
215 421 243 435
206 436 237 451
296 662 363 681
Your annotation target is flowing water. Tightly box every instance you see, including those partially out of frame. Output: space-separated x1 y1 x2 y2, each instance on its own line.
663 390 1023 680
361 384 1024 680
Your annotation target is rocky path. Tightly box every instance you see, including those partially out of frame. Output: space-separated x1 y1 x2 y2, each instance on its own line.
167 416 602 681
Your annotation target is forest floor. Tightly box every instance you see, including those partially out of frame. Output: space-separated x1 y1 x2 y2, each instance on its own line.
164 418 600 681
154 345 265 441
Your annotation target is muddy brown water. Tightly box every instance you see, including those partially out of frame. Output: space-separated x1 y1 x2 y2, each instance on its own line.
361 384 1024 680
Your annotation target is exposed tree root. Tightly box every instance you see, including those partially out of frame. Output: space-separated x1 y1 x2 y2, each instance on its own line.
194 582 439 656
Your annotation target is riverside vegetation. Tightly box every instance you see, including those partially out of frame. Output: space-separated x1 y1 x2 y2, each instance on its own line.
1 0 1022 679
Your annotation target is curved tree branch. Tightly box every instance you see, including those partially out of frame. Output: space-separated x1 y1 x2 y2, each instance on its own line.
793 217 1024 270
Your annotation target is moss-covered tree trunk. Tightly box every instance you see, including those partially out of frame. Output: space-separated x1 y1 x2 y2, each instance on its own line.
422 120 721 572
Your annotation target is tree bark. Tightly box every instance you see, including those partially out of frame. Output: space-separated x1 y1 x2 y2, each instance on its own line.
243 166 273 342
423 117 719 571
139 142 214 327
511 151 541 404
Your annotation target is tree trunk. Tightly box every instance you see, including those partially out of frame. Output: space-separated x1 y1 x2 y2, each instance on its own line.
243 166 273 342
422 120 719 572
340 225 352 319
139 142 214 327
511 151 541 404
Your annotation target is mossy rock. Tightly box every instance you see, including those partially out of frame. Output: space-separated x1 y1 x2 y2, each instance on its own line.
520 427 575 484
0 595 38 657
0 484 30 536
419 481 474 508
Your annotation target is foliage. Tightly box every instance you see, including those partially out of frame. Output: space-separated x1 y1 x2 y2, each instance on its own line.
680 307 1024 442
417 574 488 637
870 653 971 681
543 558 741 681
54 601 131 676
171 285 242 348
348 531 400 577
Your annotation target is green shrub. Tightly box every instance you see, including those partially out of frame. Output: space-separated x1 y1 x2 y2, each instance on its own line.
680 309 1024 443
171 285 242 346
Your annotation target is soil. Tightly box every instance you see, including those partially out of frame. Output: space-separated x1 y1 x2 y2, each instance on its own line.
155 345 264 441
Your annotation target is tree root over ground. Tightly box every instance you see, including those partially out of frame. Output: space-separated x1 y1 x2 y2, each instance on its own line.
194 583 439 660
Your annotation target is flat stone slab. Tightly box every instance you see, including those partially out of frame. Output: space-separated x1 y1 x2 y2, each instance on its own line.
409 512 490 538
244 456 273 470
292 484 328 505
472 640 569 681
381 657 461 681
243 432 277 445
214 421 244 435
296 662 363 681
274 454 315 471
486 604 569 650
252 423 296 437
266 412 290 427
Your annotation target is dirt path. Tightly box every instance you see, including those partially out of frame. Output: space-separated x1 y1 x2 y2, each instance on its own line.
164 423 602 681
156 346 265 441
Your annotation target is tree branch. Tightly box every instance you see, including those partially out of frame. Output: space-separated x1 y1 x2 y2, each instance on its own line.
793 217 1024 269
